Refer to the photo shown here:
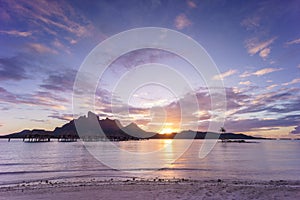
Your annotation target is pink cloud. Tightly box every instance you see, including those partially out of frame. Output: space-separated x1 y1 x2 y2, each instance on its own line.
266 84 278 90
213 69 237 80
187 1 197 8
174 14 192 30
286 38 300 45
241 68 282 77
253 68 282 76
239 81 251 86
27 43 58 54
282 78 300 86
4 0 94 38
259 48 271 59
245 37 276 59
0 30 32 37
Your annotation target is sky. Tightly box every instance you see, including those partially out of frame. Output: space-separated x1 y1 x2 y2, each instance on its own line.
0 0 299 138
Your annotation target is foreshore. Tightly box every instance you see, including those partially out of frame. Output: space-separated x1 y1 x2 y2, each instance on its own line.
1 178 299 200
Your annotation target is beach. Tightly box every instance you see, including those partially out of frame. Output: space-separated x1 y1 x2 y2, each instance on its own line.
1 178 300 200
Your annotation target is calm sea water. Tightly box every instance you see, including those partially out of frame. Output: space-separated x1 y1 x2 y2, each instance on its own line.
0 139 299 185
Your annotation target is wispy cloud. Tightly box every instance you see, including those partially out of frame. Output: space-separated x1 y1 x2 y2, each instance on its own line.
286 38 300 45
245 37 276 59
174 14 192 30
0 30 32 37
239 81 251 86
40 69 77 92
187 1 197 8
3 0 94 41
239 71 252 78
0 6 10 20
52 39 71 54
282 78 300 86
241 16 260 30
0 87 68 110
259 48 270 59
240 68 282 78
266 84 278 90
48 113 74 121
213 69 237 80
0 57 27 81
253 68 282 76
27 43 58 54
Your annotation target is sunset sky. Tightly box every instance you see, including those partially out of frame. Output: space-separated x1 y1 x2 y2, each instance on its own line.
0 0 299 138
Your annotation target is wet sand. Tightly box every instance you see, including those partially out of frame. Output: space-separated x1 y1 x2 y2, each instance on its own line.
1 178 299 200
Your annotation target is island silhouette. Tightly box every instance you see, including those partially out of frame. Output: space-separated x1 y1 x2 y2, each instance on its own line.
2 111 262 142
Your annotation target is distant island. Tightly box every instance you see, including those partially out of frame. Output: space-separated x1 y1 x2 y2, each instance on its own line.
1 111 263 141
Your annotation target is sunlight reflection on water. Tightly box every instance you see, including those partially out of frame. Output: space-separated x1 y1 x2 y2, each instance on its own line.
0 139 299 185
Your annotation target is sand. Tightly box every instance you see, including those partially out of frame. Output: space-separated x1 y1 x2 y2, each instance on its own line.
1 178 299 200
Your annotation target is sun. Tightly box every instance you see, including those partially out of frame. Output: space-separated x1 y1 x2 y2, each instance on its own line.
159 128 177 135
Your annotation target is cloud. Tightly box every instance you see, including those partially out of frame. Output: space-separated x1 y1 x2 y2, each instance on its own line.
30 119 46 123
3 0 94 40
0 30 32 37
282 78 300 86
108 49 176 73
266 84 278 90
285 38 300 45
239 81 251 86
259 48 271 59
235 88 300 115
187 1 197 8
95 85 300 134
290 126 300 134
245 37 276 58
74 82 300 135
40 69 77 92
253 68 282 76
239 71 252 78
0 87 68 110
241 16 260 30
226 116 300 133
48 113 74 121
240 68 282 78
0 57 27 81
174 14 192 30
213 69 237 80
52 39 71 54
27 43 58 54
0 6 10 20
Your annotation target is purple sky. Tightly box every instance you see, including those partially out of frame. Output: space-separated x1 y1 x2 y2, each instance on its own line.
0 0 299 138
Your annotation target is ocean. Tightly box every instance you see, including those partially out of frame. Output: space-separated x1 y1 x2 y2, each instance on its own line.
0 139 299 186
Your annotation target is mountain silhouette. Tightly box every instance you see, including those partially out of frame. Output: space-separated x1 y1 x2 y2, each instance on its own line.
3 111 262 141
121 122 156 138
5 111 153 141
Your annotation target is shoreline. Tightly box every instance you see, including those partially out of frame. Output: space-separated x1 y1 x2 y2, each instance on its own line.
1 178 299 200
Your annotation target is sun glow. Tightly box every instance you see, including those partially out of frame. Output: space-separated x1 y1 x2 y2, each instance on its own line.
159 127 177 134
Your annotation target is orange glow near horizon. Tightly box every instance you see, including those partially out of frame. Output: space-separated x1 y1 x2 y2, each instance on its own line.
159 127 178 135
